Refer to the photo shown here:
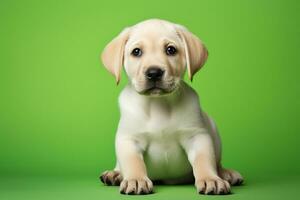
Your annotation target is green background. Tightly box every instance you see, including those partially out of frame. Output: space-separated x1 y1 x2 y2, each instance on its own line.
1 0 299 199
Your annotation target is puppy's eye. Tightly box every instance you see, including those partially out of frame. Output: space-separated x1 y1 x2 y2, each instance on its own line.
131 48 142 57
166 46 177 56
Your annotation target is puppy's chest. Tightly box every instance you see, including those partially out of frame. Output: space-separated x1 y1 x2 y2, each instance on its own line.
134 106 198 143
142 106 186 133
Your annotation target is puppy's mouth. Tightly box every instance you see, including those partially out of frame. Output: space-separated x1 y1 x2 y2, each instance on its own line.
144 86 166 95
139 82 177 96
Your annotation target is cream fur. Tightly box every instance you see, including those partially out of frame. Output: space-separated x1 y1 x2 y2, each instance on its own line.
100 19 243 195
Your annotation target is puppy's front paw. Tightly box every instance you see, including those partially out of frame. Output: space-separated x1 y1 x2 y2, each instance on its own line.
120 177 153 195
100 170 123 186
196 177 231 195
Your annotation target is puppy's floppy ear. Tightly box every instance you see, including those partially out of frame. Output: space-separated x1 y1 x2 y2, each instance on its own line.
101 28 130 84
176 25 208 81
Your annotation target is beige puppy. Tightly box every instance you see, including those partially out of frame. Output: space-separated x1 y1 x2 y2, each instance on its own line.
100 19 243 195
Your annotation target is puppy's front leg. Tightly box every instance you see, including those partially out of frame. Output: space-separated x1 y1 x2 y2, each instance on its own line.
183 132 230 195
116 137 153 195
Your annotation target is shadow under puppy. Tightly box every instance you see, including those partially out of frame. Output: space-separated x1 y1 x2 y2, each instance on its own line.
100 19 243 195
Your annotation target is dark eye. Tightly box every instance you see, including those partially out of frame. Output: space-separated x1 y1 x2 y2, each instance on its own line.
166 46 177 56
131 48 142 57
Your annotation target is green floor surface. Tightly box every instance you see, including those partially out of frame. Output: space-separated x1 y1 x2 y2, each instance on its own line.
1 175 299 200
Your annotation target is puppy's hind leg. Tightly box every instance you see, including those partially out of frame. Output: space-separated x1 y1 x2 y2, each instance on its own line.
218 167 244 186
100 163 123 186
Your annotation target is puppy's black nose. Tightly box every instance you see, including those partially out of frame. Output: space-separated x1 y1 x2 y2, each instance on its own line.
145 67 164 81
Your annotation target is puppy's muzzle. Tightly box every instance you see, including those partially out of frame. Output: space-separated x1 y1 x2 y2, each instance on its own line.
145 67 164 82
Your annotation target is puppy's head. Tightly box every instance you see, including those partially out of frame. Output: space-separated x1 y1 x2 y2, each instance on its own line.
101 19 208 96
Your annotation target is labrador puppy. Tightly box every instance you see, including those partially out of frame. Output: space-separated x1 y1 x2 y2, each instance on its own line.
100 19 243 195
